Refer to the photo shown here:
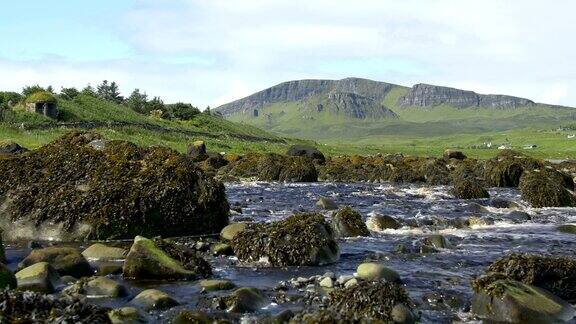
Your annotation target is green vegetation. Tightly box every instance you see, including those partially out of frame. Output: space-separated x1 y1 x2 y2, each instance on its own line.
26 91 57 104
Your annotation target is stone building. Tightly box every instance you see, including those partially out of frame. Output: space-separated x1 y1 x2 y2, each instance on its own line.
25 91 58 119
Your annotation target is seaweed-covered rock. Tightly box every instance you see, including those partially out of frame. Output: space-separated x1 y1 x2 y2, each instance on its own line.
519 169 576 207
473 254 576 302
231 213 339 266
483 150 544 187
331 207 370 238
472 280 575 323
420 158 451 185
0 264 16 290
18 247 92 278
131 289 179 310
0 141 28 155
0 132 229 241
123 236 211 281
225 153 317 182
558 224 576 234
278 156 318 182
286 145 326 164
443 149 466 160
326 281 415 322
108 307 148 324
82 243 127 261
0 290 112 323
451 175 489 199
389 157 426 183
15 262 61 293
187 140 207 160
366 214 401 231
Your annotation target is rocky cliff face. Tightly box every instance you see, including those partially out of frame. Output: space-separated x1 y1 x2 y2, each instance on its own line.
398 83 535 109
216 78 397 117
326 92 398 119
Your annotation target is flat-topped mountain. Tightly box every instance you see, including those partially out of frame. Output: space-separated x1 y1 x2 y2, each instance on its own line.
215 77 573 141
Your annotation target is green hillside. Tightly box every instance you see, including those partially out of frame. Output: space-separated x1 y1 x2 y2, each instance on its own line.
0 94 308 154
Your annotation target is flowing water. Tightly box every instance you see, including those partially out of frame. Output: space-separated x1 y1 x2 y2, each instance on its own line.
5 182 576 323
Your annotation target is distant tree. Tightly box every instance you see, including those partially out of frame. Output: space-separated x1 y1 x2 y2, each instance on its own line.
0 91 23 106
81 84 98 97
126 89 148 114
59 87 80 100
167 102 201 120
146 96 165 116
46 85 55 94
22 85 46 97
97 80 124 103
203 105 211 115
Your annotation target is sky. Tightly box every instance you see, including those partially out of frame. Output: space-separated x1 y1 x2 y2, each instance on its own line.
1 0 575 108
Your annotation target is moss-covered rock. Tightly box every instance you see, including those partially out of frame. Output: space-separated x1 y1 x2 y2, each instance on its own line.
451 174 490 199
231 213 339 266
220 223 247 241
18 247 92 278
356 262 401 283
558 224 576 234
326 281 415 322
0 132 229 241
331 207 370 238
483 150 544 187
519 169 576 207
187 140 207 160
224 152 318 182
473 254 576 302
199 279 236 292
316 197 338 210
15 262 61 293
423 234 450 249
214 287 268 313
64 276 126 298
472 280 575 323
0 290 112 323
108 307 148 324
420 158 451 185
123 236 211 281
0 263 16 290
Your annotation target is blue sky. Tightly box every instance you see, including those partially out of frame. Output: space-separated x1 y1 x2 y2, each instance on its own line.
1 1 575 108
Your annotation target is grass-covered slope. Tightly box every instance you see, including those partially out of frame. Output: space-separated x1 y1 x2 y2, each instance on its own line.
0 95 309 154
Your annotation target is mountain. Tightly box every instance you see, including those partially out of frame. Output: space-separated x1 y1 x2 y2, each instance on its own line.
215 77 575 141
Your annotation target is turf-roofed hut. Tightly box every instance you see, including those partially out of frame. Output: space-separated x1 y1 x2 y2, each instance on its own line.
26 91 58 119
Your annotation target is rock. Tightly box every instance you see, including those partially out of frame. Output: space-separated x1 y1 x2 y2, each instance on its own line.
443 149 466 160
483 150 543 187
220 223 247 241
18 247 92 278
344 278 359 288
331 207 370 238
337 275 354 286
423 234 450 249
327 280 414 322
451 175 489 199
95 262 124 276
211 243 234 256
467 216 494 227
391 303 417 324
356 262 401 283
366 214 401 231
27 241 43 249
200 279 236 291
231 213 339 266
0 290 111 322
131 289 179 310
0 132 229 241
286 145 326 164
84 277 126 297
82 243 127 261
123 236 211 281
187 140 207 159
277 156 318 182
0 232 6 264
473 253 576 302
472 280 575 323
316 197 338 210
218 287 268 313
490 197 520 209
0 263 17 290
172 311 214 324
519 169 576 207
108 307 148 324
60 275 78 285
502 211 531 223
558 224 576 234
15 262 61 293
0 141 28 155
319 277 334 288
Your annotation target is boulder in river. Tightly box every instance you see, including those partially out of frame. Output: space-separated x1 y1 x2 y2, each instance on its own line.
214 287 269 313
108 307 148 324
15 262 61 293
65 276 127 298
366 214 401 231
286 145 326 164
326 280 416 322
0 132 229 241
471 279 575 323
356 262 401 283
18 247 92 278
483 150 544 187
451 175 489 199
231 213 339 266
519 168 576 207
131 289 179 310
199 279 236 292
558 224 576 235
331 207 370 238
473 253 576 302
123 236 211 281
316 197 338 210
220 223 247 241
82 243 127 261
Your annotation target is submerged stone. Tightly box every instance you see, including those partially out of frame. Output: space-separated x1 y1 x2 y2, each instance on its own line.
0 132 229 241
199 279 236 291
